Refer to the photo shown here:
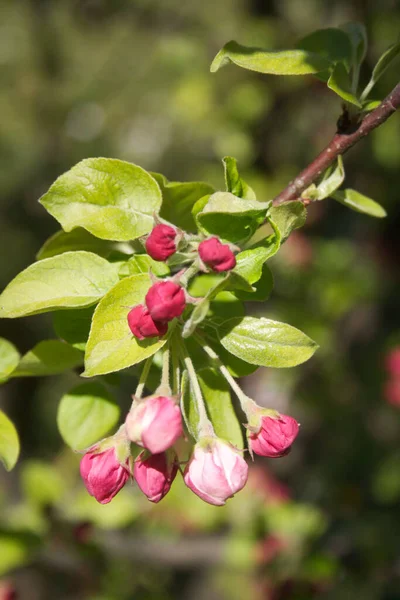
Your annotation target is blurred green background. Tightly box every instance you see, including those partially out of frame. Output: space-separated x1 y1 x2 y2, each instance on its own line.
1 0 400 598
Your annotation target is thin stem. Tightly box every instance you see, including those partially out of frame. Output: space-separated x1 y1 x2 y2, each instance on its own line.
272 81 400 206
176 337 213 437
179 260 200 288
134 356 153 400
360 78 375 103
171 343 181 396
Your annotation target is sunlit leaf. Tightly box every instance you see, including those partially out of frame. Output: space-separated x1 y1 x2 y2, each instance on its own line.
0 338 20 383
333 188 386 218
0 410 20 471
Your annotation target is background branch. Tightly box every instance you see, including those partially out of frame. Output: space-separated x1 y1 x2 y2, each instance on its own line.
272 82 400 206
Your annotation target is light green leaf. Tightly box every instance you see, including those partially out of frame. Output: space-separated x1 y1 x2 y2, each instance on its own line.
211 41 331 75
57 382 120 450
222 156 256 200
342 22 367 66
235 264 273 302
21 460 66 506
36 228 130 260
0 338 20 383
233 246 273 285
83 274 166 377
202 330 258 377
40 158 162 242
0 251 119 318
125 254 170 277
152 172 215 232
182 368 244 448
362 99 381 111
333 188 386 218
362 42 400 100
0 410 20 471
307 156 345 200
269 201 307 243
53 306 94 351
327 63 362 107
297 28 353 65
197 192 270 243
182 299 210 339
12 340 83 377
218 316 318 368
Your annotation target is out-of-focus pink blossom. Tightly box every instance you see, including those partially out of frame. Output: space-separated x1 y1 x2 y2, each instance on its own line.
384 347 400 377
384 379 400 407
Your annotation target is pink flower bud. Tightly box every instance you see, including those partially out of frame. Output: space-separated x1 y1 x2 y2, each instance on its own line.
134 450 178 502
184 437 248 506
248 413 299 458
145 280 186 322
145 224 177 262
127 304 168 340
80 446 130 504
385 347 400 377
126 396 183 454
198 237 236 272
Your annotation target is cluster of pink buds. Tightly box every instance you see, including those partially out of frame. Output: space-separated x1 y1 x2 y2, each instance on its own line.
383 347 400 407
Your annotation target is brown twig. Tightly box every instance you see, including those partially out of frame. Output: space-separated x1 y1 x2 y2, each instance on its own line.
272 82 400 206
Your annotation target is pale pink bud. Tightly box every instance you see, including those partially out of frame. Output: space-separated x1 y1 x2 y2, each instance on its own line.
145 281 186 322
184 437 248 506
198 237 236 272
127 304 168 340
125 396 183 454
145 224 177 261
248 413 299 458
385 347 400 377
80 446 130 504
134 450 178 503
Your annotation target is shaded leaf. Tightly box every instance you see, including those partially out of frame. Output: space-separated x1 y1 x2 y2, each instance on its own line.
53 306 95 351
0 410 20 471
327 63 362 107
12 341 83 377
269 201 307 242
0 338 20 383
297 28 353 66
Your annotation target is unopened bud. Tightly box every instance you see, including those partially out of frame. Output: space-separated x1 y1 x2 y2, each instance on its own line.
134 450 178 502
146 224 177 262
127 304 168 340
198 237 236 272
145 280 186 322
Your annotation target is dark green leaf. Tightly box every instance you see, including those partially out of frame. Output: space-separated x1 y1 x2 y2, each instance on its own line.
327 63 362 107
297 28 353 68
40 158 162 242
341 22 367 66
235 264 273 302
53 306 95 351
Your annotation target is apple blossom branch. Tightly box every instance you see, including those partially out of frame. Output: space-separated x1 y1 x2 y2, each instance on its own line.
272 81 400 207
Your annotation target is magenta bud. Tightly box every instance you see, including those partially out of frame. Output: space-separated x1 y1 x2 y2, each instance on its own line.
80 446 130 505
145 224 177 261
127 304 168 340
126 396 183 454
248 413 299 458
134 450 178 503
385 347 400 377
184 437 248 506
145 280 186 322
198 237 236 272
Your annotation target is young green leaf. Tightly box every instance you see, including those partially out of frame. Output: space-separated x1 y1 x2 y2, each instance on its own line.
40 158 162 242
152 172 215 232
125 254 170 277
327 63 362 107
182 299 211 339
333 189 387 218
0 251 119 318
235 264 273 302
197 192 270 243
218 316 318 368
57 382 120 450
222 156 256 200
53 306 95 351
341 22 367 67
83 274 166 377
269 201 307 242
201 330 258 377
0 410 20 471
182 368 244 448
12 341 83 377
308 156 345 201
211 41 331 75
296 28 353 68
36 228 130 260
361 41 400 100
0 338 20 383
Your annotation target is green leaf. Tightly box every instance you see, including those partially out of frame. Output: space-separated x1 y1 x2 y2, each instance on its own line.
202 330 258 377
57 382 120 450
269 201 307 243
21 460 66 506
0 410 20 471
83 274 166 377
182 368 244 448
362 99 381 111
218 316 318 368
40 158 162 242
297 28 353 69
208 292 245 321
222 156 256 200
36 228 130 260
211 40 331 75
197 192 270 243
327 63 362 107
152 172 215 232
233 246 272 286
342 22 367 66
362 42 400 99
0 251 119 318
182 299 211 339
125 254 170 277
333 188 386 218
235 264 273 302
306 156 345 201
0 338 20 383
12 340 83 377
53 306 94 351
